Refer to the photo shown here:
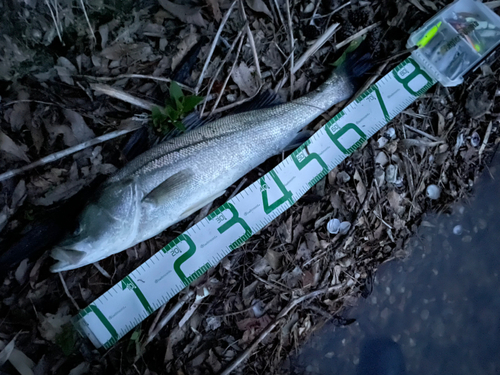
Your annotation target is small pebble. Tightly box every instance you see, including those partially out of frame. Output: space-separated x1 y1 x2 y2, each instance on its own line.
453 225 463 235
327 218 341 234
426 184 441 200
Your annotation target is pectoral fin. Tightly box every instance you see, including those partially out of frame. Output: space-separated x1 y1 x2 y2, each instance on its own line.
179 190 226 219
142 170 193 206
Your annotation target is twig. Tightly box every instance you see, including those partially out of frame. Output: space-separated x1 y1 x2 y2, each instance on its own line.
306 1 351 21
220 289 328 375
210 32 245 115
90 83 156 110
239 0 262 81
285 0 295 99
200 25 247 116
205 89 259 116
135 290 195 362
93 263 111 279
335 22 381 50
0 121 143 182
479 121 493 161
147 304 166 340
228 177 248 200
293 23 340 74
58 273 80 310
44 0 63 44
78 0 96 44
404 124 440 141
372 210 393 229
195 0 238 94
83 74 195 93
272 0 286 28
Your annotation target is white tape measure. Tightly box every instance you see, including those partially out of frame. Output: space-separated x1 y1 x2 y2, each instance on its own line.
74 0 500 349
74 57 436 349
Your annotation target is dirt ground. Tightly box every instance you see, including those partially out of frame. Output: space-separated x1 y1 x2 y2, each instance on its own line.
0 0 499 374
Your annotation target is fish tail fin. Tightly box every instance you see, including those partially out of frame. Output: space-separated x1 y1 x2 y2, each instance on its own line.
336 39 374 85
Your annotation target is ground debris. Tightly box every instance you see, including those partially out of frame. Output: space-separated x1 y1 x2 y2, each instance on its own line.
0 0 499 374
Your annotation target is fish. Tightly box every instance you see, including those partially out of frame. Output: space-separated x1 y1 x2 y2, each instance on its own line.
49 45 372 272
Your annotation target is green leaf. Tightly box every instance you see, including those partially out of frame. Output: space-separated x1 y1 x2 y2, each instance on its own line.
181 95 204 113
130 330 141 342
173 120 186 131
55 323 77 356
169 81 184 105
166 106 180 121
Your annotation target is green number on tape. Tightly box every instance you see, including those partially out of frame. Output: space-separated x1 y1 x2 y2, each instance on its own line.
356 85 390 122
291 139 328 187
208 202 252 250
326 123 367 155
260 170 294 214
121 276 153 314
394 58 434 96
164 234 210 286
78 304 118 349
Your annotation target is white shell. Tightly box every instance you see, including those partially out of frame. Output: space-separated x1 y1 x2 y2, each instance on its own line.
385 164 397 184
426 184 441 200
377 136 388 148
471 131 481 147
375 151 389 167
384 127 396 140
339 221 351 235
453 225 463 235
327 218 341 234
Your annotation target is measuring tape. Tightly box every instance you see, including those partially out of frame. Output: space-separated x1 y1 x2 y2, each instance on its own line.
73 57 436 349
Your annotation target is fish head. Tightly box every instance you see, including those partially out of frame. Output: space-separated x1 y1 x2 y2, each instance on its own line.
50 180 141 272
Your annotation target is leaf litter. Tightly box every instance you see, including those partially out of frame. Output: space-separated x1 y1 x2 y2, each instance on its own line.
0 0 499 374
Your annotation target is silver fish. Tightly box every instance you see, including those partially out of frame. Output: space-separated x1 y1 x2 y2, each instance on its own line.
50 53 369 272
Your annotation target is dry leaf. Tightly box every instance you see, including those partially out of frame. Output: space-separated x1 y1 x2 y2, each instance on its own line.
9 91 30 132
159 0 207 27
0 131 30 162
206 0 221 21
353 170 367 203
15 259 30 285
101 42 152 61
388 190 404 215
11 180 26 209
304 232 320 253
171 28 199 70
231 61 259 97
264 249 282 269
245 0 273 18
63 109 95 143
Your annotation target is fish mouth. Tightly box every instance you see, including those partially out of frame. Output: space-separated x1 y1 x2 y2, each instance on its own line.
50 247 88 272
